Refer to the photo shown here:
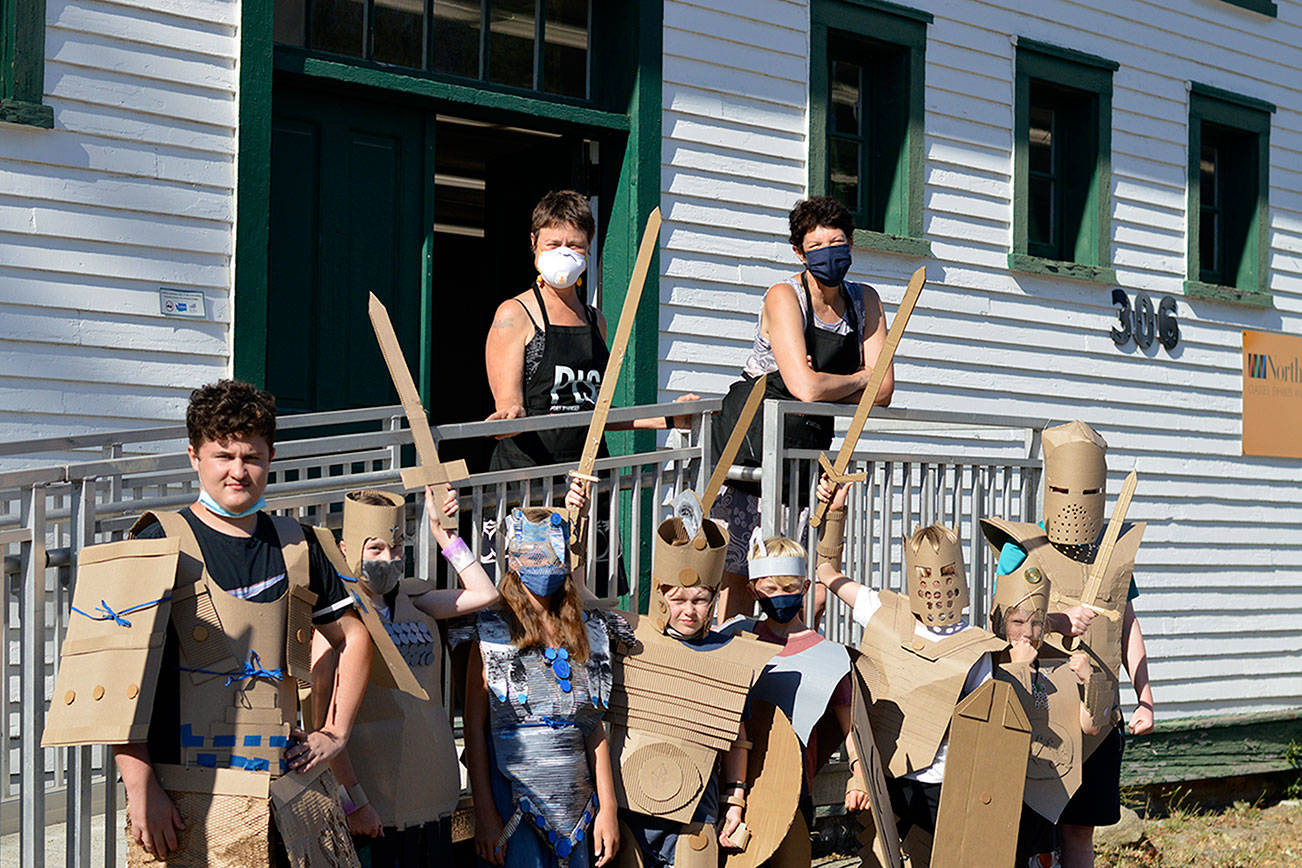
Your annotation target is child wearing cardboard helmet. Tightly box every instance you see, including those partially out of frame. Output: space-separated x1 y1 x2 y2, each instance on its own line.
981 420 1153 868
819 514 1007 848
989 566 1104 866
309 484 499 864
717 526 865 822
457 506 632 868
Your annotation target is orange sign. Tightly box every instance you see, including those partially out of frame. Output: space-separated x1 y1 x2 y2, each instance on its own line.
1243 330 1302 459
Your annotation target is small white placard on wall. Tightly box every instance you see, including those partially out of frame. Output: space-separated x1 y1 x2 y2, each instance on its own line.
159 289 206 319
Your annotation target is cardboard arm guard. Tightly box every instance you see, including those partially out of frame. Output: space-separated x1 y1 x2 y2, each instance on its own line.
816 507 847 570
42 537 181 747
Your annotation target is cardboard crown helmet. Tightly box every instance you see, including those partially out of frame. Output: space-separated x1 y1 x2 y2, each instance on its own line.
991 566 1051 628
1042 420 1108 547
505 506 570 583
342 489 406 576
904 524 969 627
650 492 729 632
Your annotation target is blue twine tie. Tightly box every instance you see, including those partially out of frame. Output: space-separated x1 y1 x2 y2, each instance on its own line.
70 595 170 629
181 650 285 686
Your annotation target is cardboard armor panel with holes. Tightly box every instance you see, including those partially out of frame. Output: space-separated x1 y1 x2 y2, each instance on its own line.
44 510 363 867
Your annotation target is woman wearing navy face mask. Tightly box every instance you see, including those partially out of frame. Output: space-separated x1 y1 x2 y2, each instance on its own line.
710 196 895 622
458 506 633 868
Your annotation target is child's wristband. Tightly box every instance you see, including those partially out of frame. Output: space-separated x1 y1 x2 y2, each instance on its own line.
440 537 476 574
346 783 369 813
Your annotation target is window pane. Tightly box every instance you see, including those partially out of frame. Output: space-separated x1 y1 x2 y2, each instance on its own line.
274 0 307 46
310 0 365 57
831 60 861 137
373 0 424 68
1029 105 1054 175
1029 176 1054 249
489 0 535 89
1200 144 1218 207
1200 206 1219 279
543 0 588 98
829 138 861 216
432 0 482 78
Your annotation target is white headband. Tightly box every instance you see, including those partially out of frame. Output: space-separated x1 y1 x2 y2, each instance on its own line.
746 526 807 581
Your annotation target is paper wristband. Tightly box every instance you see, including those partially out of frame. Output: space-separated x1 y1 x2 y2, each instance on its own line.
440 537 476 574
346 783 369 811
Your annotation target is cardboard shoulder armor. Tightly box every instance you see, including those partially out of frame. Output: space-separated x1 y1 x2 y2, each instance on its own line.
305 524 427 701
608 617 775 824
981 516 1144 755
995 656 1084 823
649 492 729 631
930 678 1031 868
43 537 181 747
859 590 1007 778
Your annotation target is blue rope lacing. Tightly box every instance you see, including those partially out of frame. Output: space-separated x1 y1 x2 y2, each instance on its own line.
180 650 285 687
70 595 170 628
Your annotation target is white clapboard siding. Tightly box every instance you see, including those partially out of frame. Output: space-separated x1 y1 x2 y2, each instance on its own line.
0 0 236 449
660 0 1302 719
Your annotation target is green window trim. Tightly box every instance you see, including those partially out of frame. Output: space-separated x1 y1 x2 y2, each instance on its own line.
0 0 52 128
1011 39 1116 278
1217 0 1277 17
809 0 930 258
1185 82 1274 308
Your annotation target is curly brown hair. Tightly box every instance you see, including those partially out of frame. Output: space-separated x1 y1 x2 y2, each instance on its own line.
788 196 855 249
530 190 595 249
497 569 591 663
186 380 277 450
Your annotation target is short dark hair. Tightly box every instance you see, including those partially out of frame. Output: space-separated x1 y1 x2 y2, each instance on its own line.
186 380 277 450
531 190 596 245
788 196 855 248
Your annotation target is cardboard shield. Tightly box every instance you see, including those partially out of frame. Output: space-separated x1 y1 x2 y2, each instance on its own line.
43 537 180 747
848 653 903 868
996 658 1084 823
722 701 802 868
931 679 1032 868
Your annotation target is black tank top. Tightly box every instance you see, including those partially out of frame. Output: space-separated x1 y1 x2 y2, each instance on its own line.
489 283 611 470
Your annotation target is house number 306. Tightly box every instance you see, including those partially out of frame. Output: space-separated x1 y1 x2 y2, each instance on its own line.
1111 289 1179 350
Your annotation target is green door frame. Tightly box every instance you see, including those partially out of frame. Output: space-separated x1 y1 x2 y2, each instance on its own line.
234 0 662 421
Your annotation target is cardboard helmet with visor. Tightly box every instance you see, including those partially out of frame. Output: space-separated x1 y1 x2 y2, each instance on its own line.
904 524 969 628
1042 420 1108 547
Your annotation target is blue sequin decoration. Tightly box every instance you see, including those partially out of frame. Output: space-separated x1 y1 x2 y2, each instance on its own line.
556 840 572 858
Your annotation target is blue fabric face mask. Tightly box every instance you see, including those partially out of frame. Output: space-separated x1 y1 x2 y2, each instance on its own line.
519 568 569 598
757 592 804 624
198 487 266 519
804 243 852 286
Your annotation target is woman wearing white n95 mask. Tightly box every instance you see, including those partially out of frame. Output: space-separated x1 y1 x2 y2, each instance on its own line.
484 190 698 472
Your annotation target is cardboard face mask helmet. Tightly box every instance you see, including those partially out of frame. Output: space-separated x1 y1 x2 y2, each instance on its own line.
991 566 1050 631
1042 420 1108 547
650 492 729 632
342 490 406 578
505 507 570 593
904 525 969 628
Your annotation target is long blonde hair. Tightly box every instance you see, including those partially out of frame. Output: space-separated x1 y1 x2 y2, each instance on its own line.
498 571 590 663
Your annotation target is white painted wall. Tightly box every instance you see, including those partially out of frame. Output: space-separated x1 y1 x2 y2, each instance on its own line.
660 0 1302 719
0 0 237 448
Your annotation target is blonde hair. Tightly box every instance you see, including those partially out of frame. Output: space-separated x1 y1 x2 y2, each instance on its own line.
762 536 806 559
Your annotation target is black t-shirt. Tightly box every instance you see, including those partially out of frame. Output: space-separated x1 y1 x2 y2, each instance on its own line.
135 508 354 762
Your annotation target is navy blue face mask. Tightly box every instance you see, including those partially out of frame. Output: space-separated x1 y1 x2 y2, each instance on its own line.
520 568 568 598
804 243 852 286
757 592 804 624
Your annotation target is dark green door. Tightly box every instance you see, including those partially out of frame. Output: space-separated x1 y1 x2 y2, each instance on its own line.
268 89 426 412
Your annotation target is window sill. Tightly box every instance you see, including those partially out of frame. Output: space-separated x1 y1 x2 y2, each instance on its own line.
1184 279 1273 309
1008 253 1116 284
853 230 930 257
0 99 53 129
1217 0 1277 17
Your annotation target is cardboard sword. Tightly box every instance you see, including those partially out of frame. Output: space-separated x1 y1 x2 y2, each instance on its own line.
1061 469 1139 624
568 207 663 563
809 266 927 528
368 293 469 530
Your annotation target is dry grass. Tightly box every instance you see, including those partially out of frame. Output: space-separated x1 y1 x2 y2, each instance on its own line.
1098 800 1302 867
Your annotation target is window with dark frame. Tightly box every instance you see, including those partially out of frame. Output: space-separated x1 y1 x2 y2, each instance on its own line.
1186 83 1274 306
810 0 930 256
0 0 53 128
1011 40 1117 282
274 0 592 100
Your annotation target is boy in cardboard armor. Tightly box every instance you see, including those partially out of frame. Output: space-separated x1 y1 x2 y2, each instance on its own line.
980 420 1154 868
309 485 499 863
610 493 783 868
819 519 1008 852
988 564 1105 866
45 380 372 866
457 506 633 868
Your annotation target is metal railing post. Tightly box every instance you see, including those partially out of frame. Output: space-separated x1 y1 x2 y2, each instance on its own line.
67 478 95 868
760 400 782 538
20 483 47 868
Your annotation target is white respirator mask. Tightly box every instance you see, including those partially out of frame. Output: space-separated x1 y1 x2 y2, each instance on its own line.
537 246 587 289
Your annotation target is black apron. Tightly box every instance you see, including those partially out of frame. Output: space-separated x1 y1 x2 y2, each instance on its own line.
490 284 611 470
713 274 862 498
